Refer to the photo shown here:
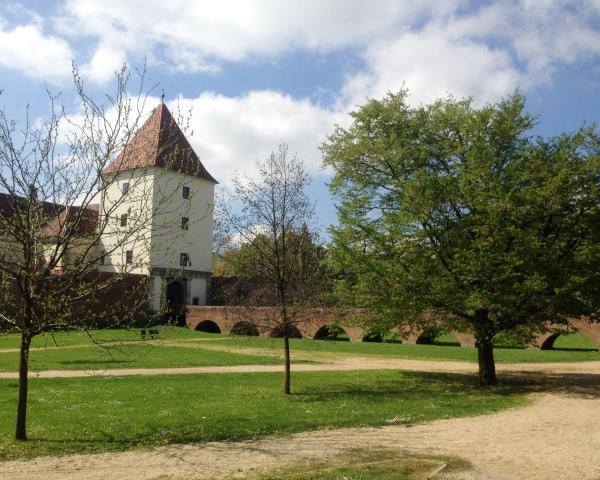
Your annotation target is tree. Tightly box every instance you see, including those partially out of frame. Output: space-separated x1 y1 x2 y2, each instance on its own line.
322 90 600 386
220 145 322 394
0 66 201 439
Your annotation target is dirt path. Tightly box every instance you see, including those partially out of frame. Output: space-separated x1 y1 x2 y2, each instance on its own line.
2 390 599 480
1 356 600 379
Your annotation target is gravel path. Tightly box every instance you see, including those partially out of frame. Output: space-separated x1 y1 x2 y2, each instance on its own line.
1 357 600 379
2 390 599 480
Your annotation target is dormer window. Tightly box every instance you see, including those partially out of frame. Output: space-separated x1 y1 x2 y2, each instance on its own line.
122 182 129 194
182 186 190 199
181 217 189 230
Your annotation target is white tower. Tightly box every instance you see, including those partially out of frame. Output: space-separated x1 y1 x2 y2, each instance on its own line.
98 102 217 312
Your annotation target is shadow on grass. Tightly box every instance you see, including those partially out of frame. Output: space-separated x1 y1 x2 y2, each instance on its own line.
289 369 600 401
548 347 599 352
497 371 600 398
432 341 461 347
403 369 600 400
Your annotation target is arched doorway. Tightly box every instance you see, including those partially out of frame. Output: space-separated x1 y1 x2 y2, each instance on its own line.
166 280 185 306
166 280 185 325
195 320 222 334
314 325 350 341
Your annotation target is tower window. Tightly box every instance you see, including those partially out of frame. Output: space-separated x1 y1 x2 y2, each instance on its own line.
125 250 133 265
99 251 106 265
122 182 129 194
120 213 128 227
182 186 190 199
181 216 189 230
180 253 189 267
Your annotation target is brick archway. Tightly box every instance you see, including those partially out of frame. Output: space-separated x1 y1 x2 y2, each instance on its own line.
230 321 259 336
313 324 351 341
194 320 221 334
184 306 600 350
269 325 303 338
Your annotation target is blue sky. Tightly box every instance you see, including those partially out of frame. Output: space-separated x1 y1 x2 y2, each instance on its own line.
1 0 599 229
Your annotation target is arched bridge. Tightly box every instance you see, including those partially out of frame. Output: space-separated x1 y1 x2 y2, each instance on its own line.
186 306 600 349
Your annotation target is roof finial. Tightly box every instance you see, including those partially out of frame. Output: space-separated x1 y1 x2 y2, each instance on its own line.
161 89 165 103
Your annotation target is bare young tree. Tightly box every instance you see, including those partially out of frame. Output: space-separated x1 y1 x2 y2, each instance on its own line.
0 66 212 440
221 145 322 394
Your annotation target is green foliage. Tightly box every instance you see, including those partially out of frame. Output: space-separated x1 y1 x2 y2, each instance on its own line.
322 90 600 353
232 226 328 288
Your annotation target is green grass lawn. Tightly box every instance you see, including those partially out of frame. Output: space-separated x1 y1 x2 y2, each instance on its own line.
1 328 598 371
0 370 525 460
212 334 600 363
0 326 211 350
0 344 286 372
552 332 598 350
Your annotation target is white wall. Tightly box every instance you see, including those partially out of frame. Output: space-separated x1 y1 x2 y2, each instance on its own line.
97 167 214 308
96 169 156 275
149 170 214 273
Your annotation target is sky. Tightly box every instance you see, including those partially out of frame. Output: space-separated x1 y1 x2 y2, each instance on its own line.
0 0 599 230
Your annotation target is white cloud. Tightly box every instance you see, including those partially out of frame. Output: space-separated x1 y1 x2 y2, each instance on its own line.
0 18 72 82
510 2 600 84
57 0 461 74
57 87 342 189
173 90 345 185
445 1 600 87
81 44 127 84
342 27 521 107
50 0 600 102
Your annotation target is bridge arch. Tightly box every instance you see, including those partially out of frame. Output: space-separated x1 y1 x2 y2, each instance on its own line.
269 325 303 338
314 324 350 341
540 333 559 350
539 332 598 351
362 331 384 342
416 333 435 345
415 331 461 346
195 320 222 334
230 321 259 336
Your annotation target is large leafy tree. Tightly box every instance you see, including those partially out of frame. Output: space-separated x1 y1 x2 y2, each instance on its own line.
322 90 600 386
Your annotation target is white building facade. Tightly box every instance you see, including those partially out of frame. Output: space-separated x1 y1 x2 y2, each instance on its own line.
97 103 216 313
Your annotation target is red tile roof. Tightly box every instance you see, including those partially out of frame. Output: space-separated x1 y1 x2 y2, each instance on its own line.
102 103 217 183
40 203 99 237
0 192 98 237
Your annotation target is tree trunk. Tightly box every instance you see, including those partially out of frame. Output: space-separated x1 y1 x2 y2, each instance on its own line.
283 334 291 395
474 309 497 387
476 337 497 387
15 332 31 440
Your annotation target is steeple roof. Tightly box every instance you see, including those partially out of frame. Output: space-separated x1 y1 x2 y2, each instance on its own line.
102 103 217 183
